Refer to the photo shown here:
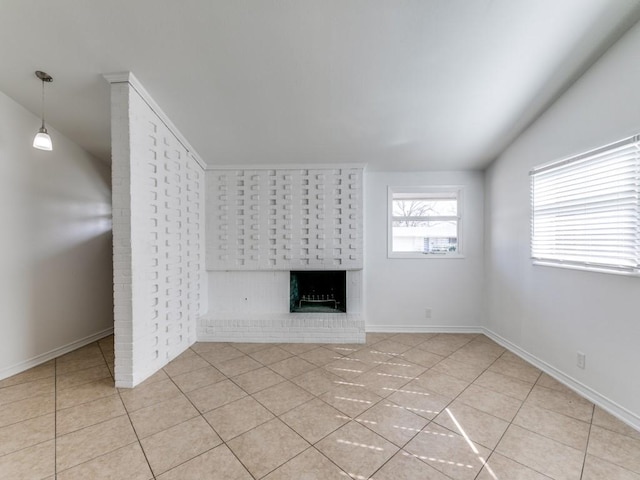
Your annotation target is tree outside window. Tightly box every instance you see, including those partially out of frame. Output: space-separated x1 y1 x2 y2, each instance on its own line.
388 187 462 258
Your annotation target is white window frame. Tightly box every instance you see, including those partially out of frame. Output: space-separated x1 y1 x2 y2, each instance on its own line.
387 186 464 259
530 134 640 276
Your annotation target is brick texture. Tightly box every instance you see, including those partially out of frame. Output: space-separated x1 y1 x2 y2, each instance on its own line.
197 314 365 343
111 83 205 387
206 168 364 271
202 166 365 343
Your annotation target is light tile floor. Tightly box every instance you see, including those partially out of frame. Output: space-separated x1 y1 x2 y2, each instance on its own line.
1 333 639 479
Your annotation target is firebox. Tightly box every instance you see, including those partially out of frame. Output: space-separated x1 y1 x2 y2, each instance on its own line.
290 271 347 313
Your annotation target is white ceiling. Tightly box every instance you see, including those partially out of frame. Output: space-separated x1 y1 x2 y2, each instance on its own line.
2 0 639 170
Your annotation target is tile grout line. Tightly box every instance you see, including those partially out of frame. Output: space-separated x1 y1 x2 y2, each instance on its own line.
54 437 142 478
54 345 157 476
13 334 636 479
450 341 591 478
141 334 640 479
506 379 596 449
579 404 596 480
230 341 391 478
0 335 495 478
97 338 158 480
99 344 156 480
248 419 314 478
186 342 400 478
355 334 484 476
54 356 57 479
163 351 259 479
358 334 547 479
360 334 486 479
285 334 462 478
296 334 399 477
469 358 543 480
442 339 531 475
467 363 595 479
116 386 158 479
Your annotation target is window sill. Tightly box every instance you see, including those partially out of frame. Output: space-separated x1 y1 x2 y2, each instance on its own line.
388 253 465 260
532 260 639 277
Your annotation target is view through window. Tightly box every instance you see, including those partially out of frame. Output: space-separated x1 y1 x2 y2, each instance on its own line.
388 187 462 258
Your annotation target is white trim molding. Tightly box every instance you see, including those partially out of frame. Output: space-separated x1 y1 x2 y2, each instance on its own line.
365 325 483 334
364 324 640 431
482 328 640 432
0 328 114 382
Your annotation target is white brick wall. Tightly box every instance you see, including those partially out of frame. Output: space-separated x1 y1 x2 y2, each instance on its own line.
206 168 363 270
110 78 205 387
198 314 365 343
110 75 364 356
199 270 364 343
205 270 362 316
202 166 365 343
111 83 135 387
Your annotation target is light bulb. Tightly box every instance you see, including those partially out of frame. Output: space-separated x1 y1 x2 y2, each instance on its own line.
33 127 53 151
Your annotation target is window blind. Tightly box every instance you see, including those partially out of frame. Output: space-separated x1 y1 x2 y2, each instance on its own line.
530 135 640 275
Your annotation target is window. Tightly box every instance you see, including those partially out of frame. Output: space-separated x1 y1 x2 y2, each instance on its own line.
388 186 463 258
530 134 640 275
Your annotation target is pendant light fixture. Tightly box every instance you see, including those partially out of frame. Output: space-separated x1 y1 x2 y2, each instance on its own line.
33 70 53 151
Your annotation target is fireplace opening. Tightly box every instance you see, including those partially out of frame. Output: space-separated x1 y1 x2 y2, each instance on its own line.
290 271 347 313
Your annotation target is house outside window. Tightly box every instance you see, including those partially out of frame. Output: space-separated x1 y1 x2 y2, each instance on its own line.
388 186 463 259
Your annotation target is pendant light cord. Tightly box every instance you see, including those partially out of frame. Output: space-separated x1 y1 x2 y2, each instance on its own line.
41 79 45 129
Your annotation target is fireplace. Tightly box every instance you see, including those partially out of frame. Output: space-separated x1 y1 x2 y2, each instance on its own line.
202 166 364 343
290 271 347 313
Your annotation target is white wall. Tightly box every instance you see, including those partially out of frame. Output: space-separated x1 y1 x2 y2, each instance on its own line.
485 21 640 427
110 77 206 387
207 271 289 316
365 171 485 331
205 269 363 317
0 90 113 379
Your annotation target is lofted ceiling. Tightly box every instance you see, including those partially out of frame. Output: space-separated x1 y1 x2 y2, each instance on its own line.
1 0 640 171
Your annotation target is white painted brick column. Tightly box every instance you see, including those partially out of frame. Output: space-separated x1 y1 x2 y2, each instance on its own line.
107 73 206 387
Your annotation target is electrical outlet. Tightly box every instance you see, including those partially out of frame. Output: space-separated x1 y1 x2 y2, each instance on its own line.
425 308 432 319
577 351 586 369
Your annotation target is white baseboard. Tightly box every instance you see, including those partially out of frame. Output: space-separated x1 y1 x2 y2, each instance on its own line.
366 324 640 431
482 327 640 432
365 325 483 334
0 327 114 382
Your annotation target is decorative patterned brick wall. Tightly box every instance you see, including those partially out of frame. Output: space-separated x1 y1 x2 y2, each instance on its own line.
109 76 205 387
206 168 363 271
202 165 365 343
